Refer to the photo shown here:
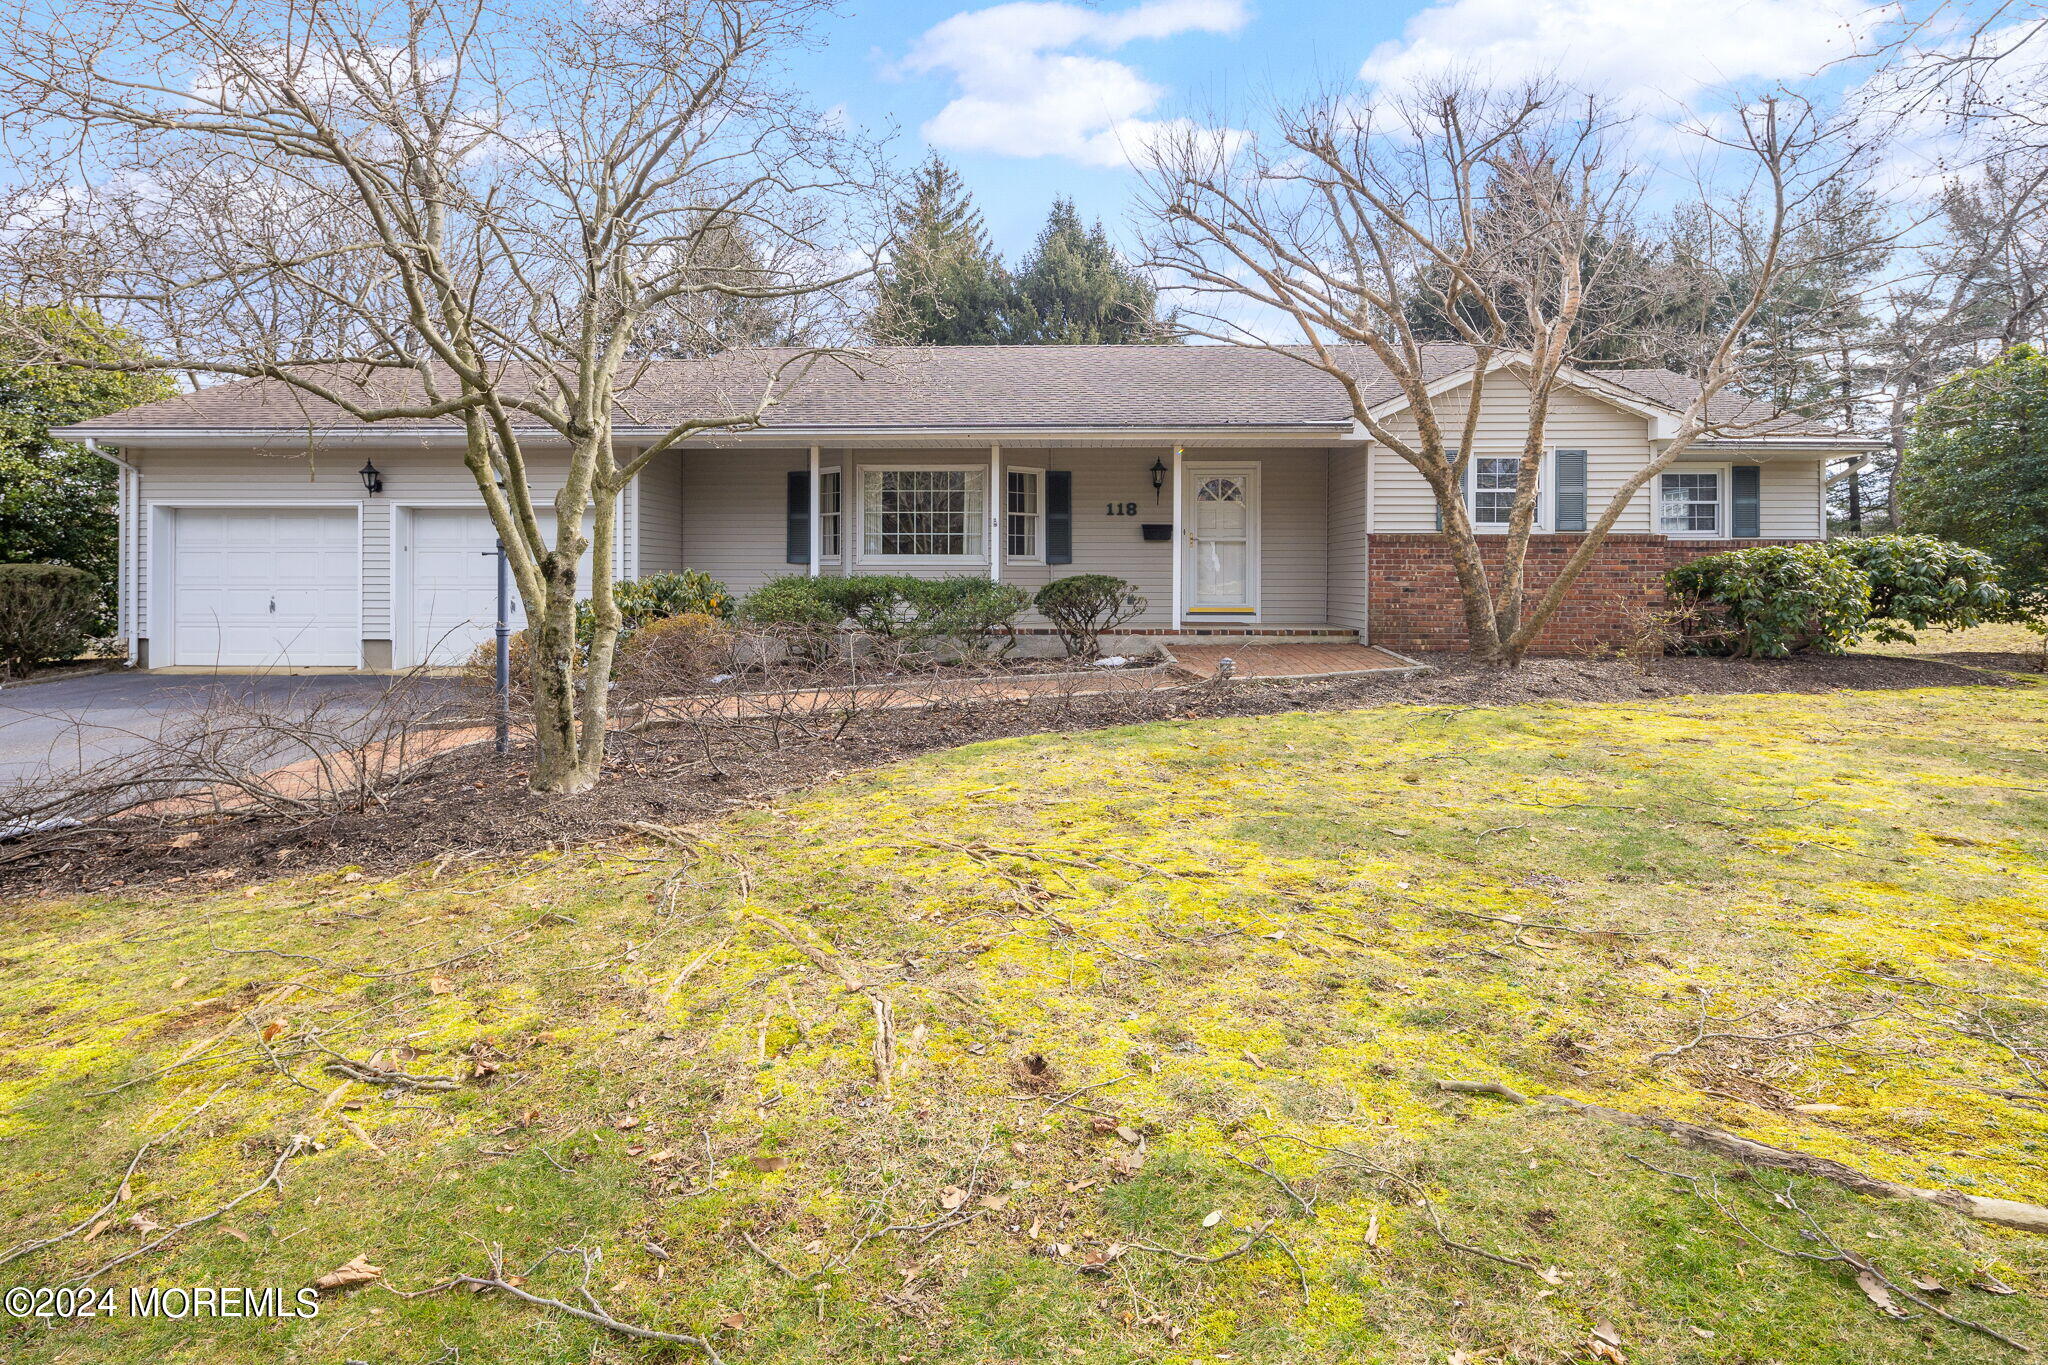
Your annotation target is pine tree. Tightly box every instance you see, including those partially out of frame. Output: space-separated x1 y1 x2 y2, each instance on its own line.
1013 199 1174 344
869 155 1017 344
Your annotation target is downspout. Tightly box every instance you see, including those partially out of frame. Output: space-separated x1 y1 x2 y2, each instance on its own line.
83 439 139 667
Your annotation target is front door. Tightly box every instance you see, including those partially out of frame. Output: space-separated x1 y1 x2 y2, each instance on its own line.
1185 465 1258 615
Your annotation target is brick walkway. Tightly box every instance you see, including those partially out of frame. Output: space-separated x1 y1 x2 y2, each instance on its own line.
1165 642 1420 680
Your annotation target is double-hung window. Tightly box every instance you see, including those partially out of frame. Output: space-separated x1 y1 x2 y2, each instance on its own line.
1469 456 1536 530
818 468 842 560
1005 469 1043 560
860 467 986 559
1658 469 1723 536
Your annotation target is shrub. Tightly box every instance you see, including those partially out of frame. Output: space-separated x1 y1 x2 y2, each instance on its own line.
815 575 920 635
1828 534 2009 643
459 627 537 709
614 612 738 697
1667 545 1869 658
906 577 1032 657
738 575 842 628
0 562 99 677
1034 574 1146 658
577 569 733 648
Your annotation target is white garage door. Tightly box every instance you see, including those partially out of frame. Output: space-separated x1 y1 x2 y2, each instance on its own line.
171 509 359 668
403 508 595 667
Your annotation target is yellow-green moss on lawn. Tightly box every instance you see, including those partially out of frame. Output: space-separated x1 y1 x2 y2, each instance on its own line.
3 685 2048 1364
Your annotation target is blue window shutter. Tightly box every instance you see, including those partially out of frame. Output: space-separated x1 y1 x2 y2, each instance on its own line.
1046 470 1073 565
1731 465 1761 538
1553 449 1588 531
786 470 809 564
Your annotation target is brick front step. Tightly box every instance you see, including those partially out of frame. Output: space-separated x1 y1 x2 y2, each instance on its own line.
1368 533 1817 654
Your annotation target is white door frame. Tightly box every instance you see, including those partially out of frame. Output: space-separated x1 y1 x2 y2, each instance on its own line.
148 502 366 670
1181 462 1261 619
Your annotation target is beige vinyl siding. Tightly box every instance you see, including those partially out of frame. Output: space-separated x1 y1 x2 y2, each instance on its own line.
1255 449 1328 623
1368 379 1658 532
131 447 586 646
635 453 687 576
1760 459 1827 538
680 448 807 595
1327 449 1367 630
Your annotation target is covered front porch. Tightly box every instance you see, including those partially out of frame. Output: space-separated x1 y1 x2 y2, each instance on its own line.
646 440 1367 637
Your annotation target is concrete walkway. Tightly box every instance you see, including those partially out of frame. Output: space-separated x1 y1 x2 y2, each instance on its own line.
1164 642 1422 680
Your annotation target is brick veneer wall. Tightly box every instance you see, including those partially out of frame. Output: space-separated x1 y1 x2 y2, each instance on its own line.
1367 533 1817 654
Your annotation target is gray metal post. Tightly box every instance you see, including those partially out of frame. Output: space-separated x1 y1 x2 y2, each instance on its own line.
494 538 511 755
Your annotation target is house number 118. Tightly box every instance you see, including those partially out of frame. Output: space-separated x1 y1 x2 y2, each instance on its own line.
1105 502 1139 516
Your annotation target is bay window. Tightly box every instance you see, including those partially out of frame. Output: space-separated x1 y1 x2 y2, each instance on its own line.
860 467 986 559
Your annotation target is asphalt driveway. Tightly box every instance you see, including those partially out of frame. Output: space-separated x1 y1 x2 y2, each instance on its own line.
0 672 436 790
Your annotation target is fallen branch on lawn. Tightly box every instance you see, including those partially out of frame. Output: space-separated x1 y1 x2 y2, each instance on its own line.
1124 1218 1276 1266
1631 1156 2034 1355
1262 1133 1549 1276
0 1085 229 1269
1541 1095 2048 1234
1225 1150 1317 1217
389 1245 722 1361
1649 989 1890 1061
66 1135 309 1286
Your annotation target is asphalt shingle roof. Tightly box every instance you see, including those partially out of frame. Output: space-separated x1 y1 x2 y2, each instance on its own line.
61 344 1844 438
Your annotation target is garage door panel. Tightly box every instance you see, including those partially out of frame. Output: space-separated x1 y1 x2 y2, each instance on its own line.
403 507 594 667
171 509 359 668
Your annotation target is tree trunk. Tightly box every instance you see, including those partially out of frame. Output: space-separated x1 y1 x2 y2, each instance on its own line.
527 552 598 794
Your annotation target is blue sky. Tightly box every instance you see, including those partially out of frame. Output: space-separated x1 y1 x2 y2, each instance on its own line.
786 0 1903 263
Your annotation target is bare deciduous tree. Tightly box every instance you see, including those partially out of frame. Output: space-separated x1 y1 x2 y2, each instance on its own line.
1138 81 1874 665
0 0 883 791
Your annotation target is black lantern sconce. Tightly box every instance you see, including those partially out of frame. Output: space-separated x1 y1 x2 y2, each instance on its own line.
1149 456 1168 501
359 459 384 495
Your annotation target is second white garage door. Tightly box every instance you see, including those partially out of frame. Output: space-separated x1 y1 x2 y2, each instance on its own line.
170 508 360 668
402 508 594 667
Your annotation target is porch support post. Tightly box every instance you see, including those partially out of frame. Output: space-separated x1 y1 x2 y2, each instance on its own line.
988 444 1002 582
807 444 821 578
1169 443 1184 629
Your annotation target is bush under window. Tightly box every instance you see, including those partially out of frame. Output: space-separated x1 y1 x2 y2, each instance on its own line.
1034 574 1145 658
0 562 99 677
1666 546 1869 658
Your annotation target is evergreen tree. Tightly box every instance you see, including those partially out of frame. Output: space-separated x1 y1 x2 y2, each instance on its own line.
1012 199 1174 344
1900 344 2048 616
0 308 174 632
868 155 1017 344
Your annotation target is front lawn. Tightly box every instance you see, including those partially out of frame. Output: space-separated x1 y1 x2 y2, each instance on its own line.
3 684 2046 1362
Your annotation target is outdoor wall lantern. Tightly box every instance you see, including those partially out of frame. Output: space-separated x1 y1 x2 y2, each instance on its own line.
359 459 384 495
1149 456 1168 499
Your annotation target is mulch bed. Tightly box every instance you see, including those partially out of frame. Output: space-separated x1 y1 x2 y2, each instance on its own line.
0 650 2026 903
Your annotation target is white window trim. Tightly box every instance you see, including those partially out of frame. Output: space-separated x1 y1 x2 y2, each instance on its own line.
1464 452 1551 534
818 465 843 564
1004 467 1046 564
853 463 991 566
1657 463 1732 539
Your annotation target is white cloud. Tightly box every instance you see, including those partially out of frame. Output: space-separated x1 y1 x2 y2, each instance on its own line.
1358 0 1894 116
901 0 1249 167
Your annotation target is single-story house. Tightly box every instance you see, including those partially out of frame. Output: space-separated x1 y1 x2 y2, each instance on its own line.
56 345 1870 670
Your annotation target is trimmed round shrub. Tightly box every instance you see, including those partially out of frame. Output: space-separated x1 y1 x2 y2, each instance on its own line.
815 575 920 636
0 562 99 677
904 577 1031 655
459 627 537 708
738 575 841 628
1034 574 1146 658
1667 545 1869 658
1828 534 2009 643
